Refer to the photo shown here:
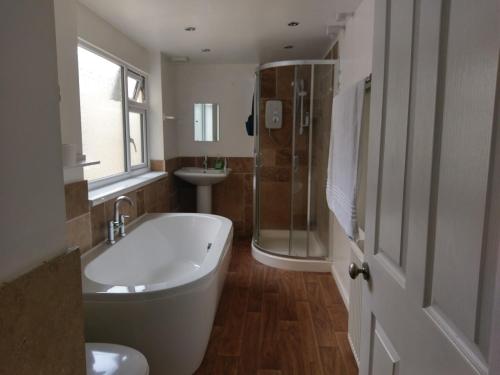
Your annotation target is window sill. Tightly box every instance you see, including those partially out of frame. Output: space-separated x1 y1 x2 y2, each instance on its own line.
88 171 167 207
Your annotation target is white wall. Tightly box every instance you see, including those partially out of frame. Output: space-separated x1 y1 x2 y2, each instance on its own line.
54 0 84 183
337 0 375 91
162 58 179 159
0 0 67 282
329 0 374 284
77 4 149 73
148 50 165 160
172 63 256 157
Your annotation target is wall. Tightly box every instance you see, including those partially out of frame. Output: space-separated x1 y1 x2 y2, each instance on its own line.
337 0 375 91
0 0 67 283
172 157 254 238
54 0 84 183
172 63 256 157
329 0 374 280
65 176 171 253
162 58 179 159
0 1 86 373
148 50 165 160
77 4 149 72
0 251 86 375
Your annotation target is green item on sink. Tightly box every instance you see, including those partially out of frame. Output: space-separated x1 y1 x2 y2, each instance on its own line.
214 158 224 170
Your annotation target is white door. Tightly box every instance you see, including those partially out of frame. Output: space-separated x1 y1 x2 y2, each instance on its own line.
357 0 499 374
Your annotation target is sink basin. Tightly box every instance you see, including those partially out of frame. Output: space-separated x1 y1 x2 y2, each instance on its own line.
174 167 231 213
174 167 231 186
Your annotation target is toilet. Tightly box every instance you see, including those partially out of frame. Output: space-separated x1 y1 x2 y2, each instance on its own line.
86 343 149 375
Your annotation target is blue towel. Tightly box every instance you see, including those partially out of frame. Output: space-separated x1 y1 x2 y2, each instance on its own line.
245 96 254 136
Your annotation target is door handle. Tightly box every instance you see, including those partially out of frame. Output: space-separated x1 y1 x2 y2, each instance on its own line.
349 262 370 280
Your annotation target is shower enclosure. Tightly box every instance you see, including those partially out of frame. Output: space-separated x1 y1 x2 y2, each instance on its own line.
252 60 337 269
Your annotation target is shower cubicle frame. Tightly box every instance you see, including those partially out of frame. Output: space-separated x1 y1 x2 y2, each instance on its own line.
253 59 338 262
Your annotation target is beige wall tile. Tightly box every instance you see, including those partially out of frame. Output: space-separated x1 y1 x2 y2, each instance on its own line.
90 203 105 247
150 159 166 171
0 251 86 375
64 180 89 220
66 213 92 253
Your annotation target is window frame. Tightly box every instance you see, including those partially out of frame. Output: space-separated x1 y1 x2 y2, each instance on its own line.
77 39 149 190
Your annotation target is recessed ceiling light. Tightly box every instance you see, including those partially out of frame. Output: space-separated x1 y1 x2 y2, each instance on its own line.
201 48 211 52
184 26 196 31
288 21 300 27
284 45 294 49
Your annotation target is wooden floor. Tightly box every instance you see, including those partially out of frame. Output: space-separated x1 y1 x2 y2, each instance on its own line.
195 239 358 375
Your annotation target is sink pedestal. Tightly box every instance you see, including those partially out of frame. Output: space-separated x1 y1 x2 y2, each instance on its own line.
197 185 212 213
174 167 232 214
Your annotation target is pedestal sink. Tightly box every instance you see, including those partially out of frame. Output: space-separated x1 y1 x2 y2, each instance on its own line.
174 167 231 213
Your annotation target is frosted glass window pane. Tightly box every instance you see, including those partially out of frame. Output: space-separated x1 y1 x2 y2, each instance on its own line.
129 112 144 166
78 46 125 181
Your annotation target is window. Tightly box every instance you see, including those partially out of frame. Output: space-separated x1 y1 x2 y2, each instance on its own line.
77 43 148 184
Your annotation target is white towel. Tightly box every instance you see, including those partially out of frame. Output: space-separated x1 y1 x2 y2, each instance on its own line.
326 80 365 239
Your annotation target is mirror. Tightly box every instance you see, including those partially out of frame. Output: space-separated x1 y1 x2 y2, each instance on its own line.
194 103 220 142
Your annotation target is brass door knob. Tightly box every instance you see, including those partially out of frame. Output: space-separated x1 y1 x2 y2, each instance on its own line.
349 262 370 280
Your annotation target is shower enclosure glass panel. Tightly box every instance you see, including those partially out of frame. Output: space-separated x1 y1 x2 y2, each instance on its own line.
254 60 336 260
290 65 311 257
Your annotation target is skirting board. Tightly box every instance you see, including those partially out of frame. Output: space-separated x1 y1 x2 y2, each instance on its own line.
331 260 350 309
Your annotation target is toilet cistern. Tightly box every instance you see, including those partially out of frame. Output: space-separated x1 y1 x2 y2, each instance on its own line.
107 195 134 244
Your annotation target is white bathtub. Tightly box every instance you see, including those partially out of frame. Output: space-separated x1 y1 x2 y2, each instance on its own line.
81 213 233 375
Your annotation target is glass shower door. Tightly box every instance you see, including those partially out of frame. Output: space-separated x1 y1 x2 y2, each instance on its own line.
290 65 311 257
254 60 334 260
307 64 334 258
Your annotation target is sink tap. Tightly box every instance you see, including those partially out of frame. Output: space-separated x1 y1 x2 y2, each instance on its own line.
202 155 208 171
107 195 134 244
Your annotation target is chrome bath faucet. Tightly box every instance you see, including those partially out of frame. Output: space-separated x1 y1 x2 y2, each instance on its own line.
107 195 134 244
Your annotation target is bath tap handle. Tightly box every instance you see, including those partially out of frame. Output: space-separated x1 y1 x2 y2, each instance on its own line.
119 214 130 237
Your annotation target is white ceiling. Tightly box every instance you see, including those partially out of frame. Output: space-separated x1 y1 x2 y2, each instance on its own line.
78 0 362 64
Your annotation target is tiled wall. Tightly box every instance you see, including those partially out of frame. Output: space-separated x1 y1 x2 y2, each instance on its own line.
0 250 86 375
65 156 253 253
65 175 170 252
258 66 298 229
175 157 254 238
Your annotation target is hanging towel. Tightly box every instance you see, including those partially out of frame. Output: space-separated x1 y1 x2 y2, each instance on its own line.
326 80 365 239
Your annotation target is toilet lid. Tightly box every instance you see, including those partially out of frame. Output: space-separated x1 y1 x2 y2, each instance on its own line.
86 343 149 375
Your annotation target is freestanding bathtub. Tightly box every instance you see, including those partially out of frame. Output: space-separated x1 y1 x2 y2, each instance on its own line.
81 213 233 375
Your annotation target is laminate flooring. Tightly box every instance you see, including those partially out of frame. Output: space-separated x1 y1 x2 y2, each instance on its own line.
195 239 358 375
